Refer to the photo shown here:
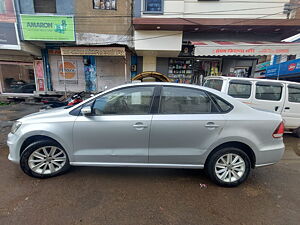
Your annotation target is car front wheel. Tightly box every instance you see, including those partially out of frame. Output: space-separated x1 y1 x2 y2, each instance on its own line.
20 140 70 178
206 147 251 187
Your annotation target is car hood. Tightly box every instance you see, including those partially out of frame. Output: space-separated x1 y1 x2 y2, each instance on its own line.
19 106 70 123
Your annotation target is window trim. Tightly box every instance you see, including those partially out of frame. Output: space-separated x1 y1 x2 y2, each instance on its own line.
143 0 164 14
157 85 232 115
228 80 252 99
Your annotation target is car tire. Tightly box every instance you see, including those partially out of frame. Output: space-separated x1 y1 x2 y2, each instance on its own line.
293 127 300 138
205 147 251 187
20 140 70 178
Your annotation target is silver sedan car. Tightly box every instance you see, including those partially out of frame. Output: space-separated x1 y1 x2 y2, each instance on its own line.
7 83 285 187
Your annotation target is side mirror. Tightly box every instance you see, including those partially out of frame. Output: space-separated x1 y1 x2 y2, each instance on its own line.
81 106 92 116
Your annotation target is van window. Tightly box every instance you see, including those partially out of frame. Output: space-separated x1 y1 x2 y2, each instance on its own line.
203 79 223 91
255 82 282 101
228 80 252 99
288 85 300 103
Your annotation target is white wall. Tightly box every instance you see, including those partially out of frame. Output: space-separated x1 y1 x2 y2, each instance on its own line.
142 0 289 19
135 30 182 52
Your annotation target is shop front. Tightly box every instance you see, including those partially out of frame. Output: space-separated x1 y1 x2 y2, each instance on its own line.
154 41 300 85
0 0 41 95
46 46 130 93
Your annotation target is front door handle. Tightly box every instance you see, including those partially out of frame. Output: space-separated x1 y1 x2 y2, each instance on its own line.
133 122 148 130
205 122 220 129
285 107 290 110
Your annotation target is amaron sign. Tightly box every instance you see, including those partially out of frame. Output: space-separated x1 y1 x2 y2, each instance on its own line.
20 15 75 41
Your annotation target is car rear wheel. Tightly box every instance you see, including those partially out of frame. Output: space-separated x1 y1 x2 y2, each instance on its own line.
205 147 251 187
20 140 70 178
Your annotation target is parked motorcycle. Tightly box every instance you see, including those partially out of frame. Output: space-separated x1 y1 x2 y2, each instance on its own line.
41 92 84 109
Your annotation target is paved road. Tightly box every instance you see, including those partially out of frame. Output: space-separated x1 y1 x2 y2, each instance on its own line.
0 104 299 225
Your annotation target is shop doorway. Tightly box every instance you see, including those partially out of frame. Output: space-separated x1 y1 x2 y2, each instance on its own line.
0 62 36 94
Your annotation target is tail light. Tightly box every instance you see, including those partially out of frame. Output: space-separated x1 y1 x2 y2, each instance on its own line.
272 121 284 138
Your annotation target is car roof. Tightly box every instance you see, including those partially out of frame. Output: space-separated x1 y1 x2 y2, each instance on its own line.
204 76 300 85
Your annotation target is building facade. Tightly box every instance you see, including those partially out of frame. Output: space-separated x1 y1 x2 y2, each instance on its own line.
133 0 300 84
1 0 133 96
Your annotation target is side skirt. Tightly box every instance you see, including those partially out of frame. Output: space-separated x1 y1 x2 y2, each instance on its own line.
70 162 204 169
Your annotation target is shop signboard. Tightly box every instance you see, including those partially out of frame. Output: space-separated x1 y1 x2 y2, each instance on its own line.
255 61 271 72
265 58 300 77
0 22 20 50
193 41 300 56
58 60 79 84
60 47 126 56
20 15 75 41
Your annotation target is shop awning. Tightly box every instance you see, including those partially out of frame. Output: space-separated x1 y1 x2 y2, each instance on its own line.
192 41 300 56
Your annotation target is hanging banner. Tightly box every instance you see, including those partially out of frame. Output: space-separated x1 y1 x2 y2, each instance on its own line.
34 60 46 91
20 15 75 41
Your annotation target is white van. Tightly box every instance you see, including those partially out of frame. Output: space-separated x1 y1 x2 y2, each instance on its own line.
203 76 300 137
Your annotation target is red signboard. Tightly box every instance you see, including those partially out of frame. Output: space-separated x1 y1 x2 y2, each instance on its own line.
288 63 296 71
34 60 46 91
0 0 15 23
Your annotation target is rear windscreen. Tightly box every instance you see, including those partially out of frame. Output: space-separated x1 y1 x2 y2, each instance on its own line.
203 79 223 91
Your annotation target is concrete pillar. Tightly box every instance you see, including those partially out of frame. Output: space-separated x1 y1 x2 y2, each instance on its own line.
143 56 156 72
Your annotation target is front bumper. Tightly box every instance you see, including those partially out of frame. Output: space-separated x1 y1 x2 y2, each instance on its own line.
7 132 21 164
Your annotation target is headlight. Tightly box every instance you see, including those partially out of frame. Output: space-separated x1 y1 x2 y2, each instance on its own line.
11 121 22 134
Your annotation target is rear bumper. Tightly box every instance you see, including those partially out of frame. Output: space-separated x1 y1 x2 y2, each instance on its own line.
255 144 285 167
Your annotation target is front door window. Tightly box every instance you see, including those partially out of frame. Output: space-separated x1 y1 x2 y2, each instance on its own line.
92 86 155 115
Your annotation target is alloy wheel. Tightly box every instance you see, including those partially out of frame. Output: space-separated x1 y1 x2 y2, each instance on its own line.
215 153 246 183
28 146 67 175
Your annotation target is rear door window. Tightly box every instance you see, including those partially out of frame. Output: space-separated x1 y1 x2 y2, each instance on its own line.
203 79 223 91
159 86 219 114
255 82 282 101
288 84 300 103
228 80 252 99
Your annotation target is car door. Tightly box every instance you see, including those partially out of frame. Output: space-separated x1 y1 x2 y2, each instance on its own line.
251 81 285 113
281 84 300 129
149 86 226 165
72 86 155 163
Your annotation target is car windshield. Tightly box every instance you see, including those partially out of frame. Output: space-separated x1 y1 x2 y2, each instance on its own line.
203 79 223 91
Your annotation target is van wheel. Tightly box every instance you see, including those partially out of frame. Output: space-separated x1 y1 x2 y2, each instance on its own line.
20 140 70 178
205 147 251 187
293 127 300 138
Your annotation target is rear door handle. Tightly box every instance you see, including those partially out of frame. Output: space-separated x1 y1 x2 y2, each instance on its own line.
133 122 148 130
205 122 220 128
285 107 290 110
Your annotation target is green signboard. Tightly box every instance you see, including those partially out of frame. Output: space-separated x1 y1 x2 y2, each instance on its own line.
21 15 75 41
